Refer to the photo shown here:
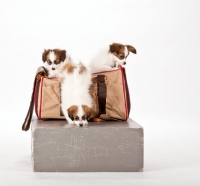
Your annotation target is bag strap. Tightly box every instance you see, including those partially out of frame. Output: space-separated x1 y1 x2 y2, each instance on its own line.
97 75 107 115
22 66 48 131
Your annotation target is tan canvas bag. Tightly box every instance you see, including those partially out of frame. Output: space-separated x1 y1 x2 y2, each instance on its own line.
22 66 131 131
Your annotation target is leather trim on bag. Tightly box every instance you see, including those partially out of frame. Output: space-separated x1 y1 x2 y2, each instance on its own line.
120 67 128 120
122 68 131 117
22 66 48 131
38 77 44 119
34 80 40 119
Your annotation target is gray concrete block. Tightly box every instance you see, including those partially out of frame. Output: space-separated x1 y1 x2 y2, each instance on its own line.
31 117 144 172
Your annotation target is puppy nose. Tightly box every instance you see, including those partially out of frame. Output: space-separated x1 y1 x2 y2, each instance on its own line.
123 62 126 65
52 67 55 70
79 123 83 127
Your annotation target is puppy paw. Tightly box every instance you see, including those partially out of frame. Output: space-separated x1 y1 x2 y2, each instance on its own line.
68 121 75 125
112 66 119 70
48 74 54 79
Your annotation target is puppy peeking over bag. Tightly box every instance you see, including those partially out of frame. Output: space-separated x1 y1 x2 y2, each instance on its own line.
22 43 136 131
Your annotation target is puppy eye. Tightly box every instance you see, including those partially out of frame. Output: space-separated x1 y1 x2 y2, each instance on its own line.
82 116 87 120
120 56 124 59
55 60 60 64
74 117 79 121
48 61 52 65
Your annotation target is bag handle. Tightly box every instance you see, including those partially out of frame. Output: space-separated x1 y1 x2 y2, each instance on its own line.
22 66 48 131
97 75 107 115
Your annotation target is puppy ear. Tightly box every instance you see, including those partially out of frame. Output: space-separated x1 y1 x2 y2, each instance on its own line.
59 50 66 62
82 105 92 120
67 105 77 120
126 45 137 54
67 110 73 120
53 49 66 62
109 43 122 53
42 49 50 62
87 110 91 119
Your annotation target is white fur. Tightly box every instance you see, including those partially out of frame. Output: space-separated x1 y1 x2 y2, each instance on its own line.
45 51 70 78
124 46 128 58
49 51 55 62
89 46 128 73
60 62 92 126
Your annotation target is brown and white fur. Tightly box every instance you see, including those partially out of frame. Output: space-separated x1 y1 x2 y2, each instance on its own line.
42 49 69 78
60 60 92 126
89 43 137 73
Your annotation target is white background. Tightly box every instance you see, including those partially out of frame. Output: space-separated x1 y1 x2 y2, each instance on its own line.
0 0 200 185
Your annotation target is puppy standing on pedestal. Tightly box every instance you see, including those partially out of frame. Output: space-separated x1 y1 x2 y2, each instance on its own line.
89 43 137 73
42 49 69 78
60 60 92 127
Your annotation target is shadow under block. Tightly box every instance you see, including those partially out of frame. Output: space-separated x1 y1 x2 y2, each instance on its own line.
31 118 144 172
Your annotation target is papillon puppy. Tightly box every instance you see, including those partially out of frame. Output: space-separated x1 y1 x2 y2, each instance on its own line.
60 60 92 126
89 43 137 73
42 49 69 78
